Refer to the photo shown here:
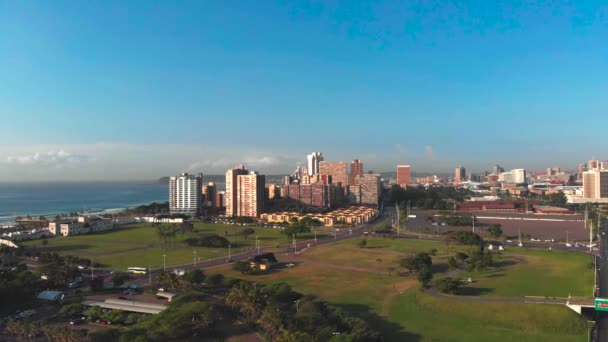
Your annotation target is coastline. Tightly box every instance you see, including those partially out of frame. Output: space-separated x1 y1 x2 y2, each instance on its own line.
0 199 167 226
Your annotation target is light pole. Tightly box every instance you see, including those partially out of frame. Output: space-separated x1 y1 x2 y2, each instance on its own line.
314 231 317 243
148 265 151 284
294 299 300 313
193 250 197 267
162 254 166 272
292 234 296 254
228 244 231 261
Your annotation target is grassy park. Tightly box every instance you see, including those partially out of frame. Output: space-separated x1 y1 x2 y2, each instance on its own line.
20 222 327 269
208 236 590 341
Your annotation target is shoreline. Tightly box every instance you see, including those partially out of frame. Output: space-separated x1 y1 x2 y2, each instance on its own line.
0 199 168 226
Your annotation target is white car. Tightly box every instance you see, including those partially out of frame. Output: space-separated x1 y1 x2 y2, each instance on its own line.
286 263 295 268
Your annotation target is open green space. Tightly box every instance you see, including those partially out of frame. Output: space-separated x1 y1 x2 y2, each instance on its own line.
389 290 586 342
20 222 327 270
461 247 593 298
208 237 589 341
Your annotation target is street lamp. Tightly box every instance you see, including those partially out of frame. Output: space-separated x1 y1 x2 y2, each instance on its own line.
228 244 231 261
162 254 166 272
294 299 301 313
193 250 197 267
314 231 317 243
292 234 296 254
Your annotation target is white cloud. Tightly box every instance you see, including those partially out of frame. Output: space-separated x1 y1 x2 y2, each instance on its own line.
5 150 89 166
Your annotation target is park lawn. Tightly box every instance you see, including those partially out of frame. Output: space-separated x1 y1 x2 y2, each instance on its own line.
209 239 588 341
461 247 594 298
20 223 329 269
389 289 587 342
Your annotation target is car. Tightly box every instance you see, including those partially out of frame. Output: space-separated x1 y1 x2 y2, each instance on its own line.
286 263 295 268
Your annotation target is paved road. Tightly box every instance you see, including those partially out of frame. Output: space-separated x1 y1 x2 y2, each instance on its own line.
595 226 607 341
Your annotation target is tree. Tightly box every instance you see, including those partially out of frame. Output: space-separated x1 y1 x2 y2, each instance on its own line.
56 303 84 318
488 224 503 239
358 239 367 248
240 228 255 240
283 225 310 238
435 277 461 294
417 265 433 288
447 257 458 270
450 231 483 245
455 252 469 261
233 261 252 274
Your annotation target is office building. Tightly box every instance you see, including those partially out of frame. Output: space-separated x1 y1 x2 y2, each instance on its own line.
319 161 348 187
236 171 265 217
307 152 324 176
498 169 526 184
225 165 249 217
583 170 608 199
589 159 600 170
396 165 411 188
455 166 466 183
349 159 364 186
169 173 203 215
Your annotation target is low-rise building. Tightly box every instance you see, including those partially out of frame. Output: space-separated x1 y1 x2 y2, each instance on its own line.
49 216 114 237
260 206 378 227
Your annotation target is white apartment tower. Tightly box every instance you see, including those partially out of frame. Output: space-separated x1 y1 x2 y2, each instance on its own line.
307 152 324 176
236 171 266 217
169 173 203 215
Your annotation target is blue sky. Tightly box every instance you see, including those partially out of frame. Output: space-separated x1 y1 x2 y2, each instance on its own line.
1 1 607 181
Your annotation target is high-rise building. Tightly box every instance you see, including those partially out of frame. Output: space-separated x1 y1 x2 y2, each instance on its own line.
583 170 608 199
236 171 265 217
307 152 324 176
359 174 381 206
202 182 217 208
455 166 466 183
283 175 292 185
349 159 364 186
279 183 332 208
499 169 526 184
589 159 600 170
319 161 348 187
169 173 203 215
216 192 224 209
267 184 279 200
493 164 504 175
396 165 411 188
225 165 249 217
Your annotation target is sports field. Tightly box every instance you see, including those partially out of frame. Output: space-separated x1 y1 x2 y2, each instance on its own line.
20 222 326 269
208 236 589 341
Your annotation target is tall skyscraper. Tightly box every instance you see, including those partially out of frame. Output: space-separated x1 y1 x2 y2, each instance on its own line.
493 164 504 175
307 152 324 176
225 165 249 217
583 170 608 199
589 159 600 170
396 165 411 188
454 166 466 183
350 159 364 186
319 161 348 186
202 182 217 208
169 173 203 215
237 171 266 217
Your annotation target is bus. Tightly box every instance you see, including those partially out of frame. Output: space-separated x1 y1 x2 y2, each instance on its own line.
127 267 148 274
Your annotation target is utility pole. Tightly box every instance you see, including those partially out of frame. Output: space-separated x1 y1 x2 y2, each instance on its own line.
148 265 152 284
314 230 317 243
228 244 231 261
472 215 475 234
162 254 166 272
193 250 197 267
292 234 296 253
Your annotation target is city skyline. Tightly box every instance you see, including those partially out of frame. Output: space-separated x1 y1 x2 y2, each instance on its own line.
2 2 608 181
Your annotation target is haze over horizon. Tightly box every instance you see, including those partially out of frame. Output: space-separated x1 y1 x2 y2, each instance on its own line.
1 1 607 181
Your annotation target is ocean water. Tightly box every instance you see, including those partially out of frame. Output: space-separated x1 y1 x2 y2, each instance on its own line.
0 181 169 224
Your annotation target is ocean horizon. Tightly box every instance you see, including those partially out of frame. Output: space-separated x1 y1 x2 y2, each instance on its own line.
0 181 172 224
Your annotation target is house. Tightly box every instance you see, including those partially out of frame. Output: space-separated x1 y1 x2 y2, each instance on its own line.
248 253 278 271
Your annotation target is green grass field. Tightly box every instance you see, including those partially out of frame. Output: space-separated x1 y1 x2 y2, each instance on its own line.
20 222 327 269
208 237 590 341
461 247 594 298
